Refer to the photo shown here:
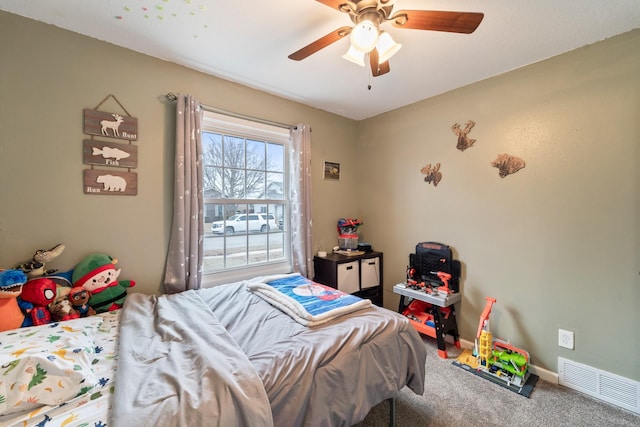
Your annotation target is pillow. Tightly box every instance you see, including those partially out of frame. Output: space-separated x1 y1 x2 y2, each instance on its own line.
0 316 103 415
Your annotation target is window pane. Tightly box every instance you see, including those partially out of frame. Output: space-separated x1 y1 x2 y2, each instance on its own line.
247 170 266 199
273 204 286 231
203 132 223 166
226 234 248 268
247 139 266 170
205 203 224 229
224 136 245 168
223 168 245 198
204 166 223 198
269 232 285 261
267 143 284 172
266 172 284 200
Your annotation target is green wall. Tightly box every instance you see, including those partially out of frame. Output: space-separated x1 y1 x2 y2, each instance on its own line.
357 29 640 379
0 11 358 294
1 11 638 381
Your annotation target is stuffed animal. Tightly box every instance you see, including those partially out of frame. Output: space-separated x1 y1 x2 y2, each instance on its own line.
49 297 80 322
72 253 135 313
18 277 57 327
0 269 27 331
14 243 65 279
68 287 95 317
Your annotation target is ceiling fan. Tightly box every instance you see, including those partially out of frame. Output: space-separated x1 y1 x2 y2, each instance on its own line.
288 0 484 77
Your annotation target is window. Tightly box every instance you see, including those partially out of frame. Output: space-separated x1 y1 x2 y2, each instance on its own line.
201 111 292 283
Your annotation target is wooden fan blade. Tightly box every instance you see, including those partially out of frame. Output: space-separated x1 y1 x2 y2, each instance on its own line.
369 48 390 77
315 0 345 11
288 26 351 61
390 10 484 34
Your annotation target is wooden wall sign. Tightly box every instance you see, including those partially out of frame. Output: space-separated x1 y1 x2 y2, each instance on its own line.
83 140 138 168
83 108 138 141
84 169 138 195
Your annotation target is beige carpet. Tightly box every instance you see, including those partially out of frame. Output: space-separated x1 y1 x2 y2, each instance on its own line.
354 336 639 426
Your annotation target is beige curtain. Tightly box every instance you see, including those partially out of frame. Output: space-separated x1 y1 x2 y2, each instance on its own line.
163 94 204 293
290 124 313 278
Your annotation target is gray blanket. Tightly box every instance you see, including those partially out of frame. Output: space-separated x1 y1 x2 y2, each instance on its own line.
112 279 426 427
111 290 273 427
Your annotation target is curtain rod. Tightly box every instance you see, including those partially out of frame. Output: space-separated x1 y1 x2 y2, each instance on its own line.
165 92 296 130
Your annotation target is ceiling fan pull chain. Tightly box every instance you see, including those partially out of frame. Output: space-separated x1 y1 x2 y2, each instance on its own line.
367 54 372 90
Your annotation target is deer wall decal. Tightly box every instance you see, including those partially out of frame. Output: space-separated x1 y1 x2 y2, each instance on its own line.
100 113 125 137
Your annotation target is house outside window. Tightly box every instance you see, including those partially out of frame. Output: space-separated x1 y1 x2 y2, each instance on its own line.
201 111 292 281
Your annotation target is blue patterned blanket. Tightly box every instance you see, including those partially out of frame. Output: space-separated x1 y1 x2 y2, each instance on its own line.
248 274 371 326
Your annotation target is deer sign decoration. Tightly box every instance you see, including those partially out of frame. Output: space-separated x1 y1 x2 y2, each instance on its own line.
451 120 476 151
101 113 125 137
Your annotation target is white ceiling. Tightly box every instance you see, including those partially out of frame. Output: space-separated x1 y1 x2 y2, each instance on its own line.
2 0 639 120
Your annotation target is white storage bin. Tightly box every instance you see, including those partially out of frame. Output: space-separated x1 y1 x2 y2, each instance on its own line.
361 257 380 289
337 260 359 294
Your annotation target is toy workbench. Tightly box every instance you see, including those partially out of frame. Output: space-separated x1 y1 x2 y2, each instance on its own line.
393 283 461 358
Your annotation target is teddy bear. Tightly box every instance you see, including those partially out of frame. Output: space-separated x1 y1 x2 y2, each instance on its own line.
72 253 135 313
68 287 95 317
0 269 27 331
17 277 57 327
49 296 80 322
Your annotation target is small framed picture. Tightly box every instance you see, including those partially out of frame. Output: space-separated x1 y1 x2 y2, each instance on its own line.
323 161 340 180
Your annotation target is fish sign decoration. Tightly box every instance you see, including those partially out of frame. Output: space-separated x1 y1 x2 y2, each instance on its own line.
83 140 138 168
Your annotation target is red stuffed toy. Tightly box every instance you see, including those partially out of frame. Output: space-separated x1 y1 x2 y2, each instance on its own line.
18 277 57 327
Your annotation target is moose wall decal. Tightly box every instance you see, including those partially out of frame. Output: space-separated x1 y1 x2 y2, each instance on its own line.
420 163 442 187
451 120 476 151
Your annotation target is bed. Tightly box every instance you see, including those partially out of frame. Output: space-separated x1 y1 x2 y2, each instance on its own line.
0 273 426 427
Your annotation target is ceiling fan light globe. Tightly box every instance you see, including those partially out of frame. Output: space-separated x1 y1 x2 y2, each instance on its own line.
342 45 366 66
377 31 402 63
350 20 379 52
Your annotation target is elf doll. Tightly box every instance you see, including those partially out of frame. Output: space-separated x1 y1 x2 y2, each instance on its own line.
72 253 135 313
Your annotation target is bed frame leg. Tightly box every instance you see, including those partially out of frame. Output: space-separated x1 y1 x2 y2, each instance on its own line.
388 396 396 427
